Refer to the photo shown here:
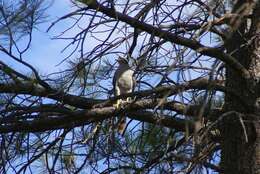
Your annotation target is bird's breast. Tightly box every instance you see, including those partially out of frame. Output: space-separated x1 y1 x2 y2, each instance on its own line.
117 70 134 91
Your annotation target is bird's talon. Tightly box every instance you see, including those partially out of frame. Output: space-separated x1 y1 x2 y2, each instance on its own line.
113 99 122 109
126 97 131 103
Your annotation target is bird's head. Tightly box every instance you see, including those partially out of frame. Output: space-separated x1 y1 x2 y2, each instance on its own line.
117 56 129 65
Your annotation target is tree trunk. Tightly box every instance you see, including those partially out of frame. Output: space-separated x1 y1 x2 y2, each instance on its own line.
221 1 260 173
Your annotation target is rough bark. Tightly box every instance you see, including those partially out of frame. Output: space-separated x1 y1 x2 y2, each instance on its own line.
222 1 260 173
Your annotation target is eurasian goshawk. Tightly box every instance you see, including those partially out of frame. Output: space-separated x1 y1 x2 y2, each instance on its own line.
113 57 135 134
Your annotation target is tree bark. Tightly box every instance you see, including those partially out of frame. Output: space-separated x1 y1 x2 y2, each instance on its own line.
222 1 260 173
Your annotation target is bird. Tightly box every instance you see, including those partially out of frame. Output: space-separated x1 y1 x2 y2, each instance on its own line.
113 56 135 134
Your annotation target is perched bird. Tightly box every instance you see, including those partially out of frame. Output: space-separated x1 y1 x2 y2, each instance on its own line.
113 56 135 134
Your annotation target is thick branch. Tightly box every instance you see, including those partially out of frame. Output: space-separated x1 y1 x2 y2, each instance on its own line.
0 82 102 109
0 106 194 133
0 78 246 112
0 79 226 132
128 110 194 132
0 96 222 132
98 78 248 110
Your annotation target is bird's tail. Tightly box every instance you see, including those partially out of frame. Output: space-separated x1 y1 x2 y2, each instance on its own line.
117 117 126 135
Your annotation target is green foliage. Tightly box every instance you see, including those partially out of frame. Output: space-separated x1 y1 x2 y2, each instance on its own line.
0 0 47 43
62 151 75 170
126 123 171 160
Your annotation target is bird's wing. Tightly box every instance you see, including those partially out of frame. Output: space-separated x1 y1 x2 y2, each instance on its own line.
131 70 136 92
113 67 122 96
112 71 117 95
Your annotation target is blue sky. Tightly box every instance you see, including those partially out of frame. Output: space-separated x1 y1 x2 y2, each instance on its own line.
25 0 73 73
1 0 77 74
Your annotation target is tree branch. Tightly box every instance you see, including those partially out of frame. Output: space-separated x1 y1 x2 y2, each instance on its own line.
83 1 250 79
0 78 247 112
0 103 196 133
0 82 102 109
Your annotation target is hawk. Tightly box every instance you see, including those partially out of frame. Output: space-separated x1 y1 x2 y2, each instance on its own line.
113 56 135 134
